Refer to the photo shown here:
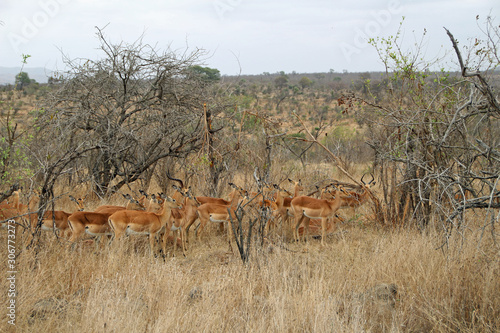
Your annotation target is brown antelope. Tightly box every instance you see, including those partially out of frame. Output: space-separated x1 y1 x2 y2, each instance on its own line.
138 190 150 210
108 193 182 256
280 179 304 224
167 189 201 256
167 173 203 239
0 189 21 209
265 184 293 234
338 174 376 215
28 194 85 237
195 186 247 252
0 190 30 228
145 193 165 213
142 192 183 252
192 183 246 242
94 194 145 214
168 172 242 243
68 212 113 243
240 179 275 206
291 185 345 246
68 192 149 243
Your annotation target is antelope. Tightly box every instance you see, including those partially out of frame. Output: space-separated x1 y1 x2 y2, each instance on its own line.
94 194 145 214
167 189 201 256
68 212 113 243
192 183 246 242
240 178 275 207
68 192 150 243
28 194 85 238
108 193 182 256
280 179 304 224
195 186 247 252
168 172 242 242
0 190 30 228
138 190 150 210
0 189 21 209
145 193 165 213
291 185 345 246
338 174 376 215
265 184 292 235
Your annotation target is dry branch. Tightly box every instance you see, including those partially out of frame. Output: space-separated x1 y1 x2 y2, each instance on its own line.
292 111 384 223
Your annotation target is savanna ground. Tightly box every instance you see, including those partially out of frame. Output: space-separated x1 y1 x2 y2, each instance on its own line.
1 189 499 333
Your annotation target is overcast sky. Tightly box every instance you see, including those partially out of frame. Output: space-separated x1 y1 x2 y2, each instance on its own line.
1 0 498 75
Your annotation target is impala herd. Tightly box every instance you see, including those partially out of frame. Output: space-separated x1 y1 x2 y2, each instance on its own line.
0 173 376 256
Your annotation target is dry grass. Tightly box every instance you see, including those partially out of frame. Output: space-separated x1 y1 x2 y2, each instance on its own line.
1 214 499 333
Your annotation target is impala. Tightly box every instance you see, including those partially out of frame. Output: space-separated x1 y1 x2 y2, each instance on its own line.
265 184 292 234
0 190 30 228
145 193 165 213
67 212 112 243
291 185 344 246
28 193 85 237
94 194 145 213
138 190 150 210
279 179 304 224
108 193 182 256
167 189 200 256
338 174 376 215
0 189 21 209
189 184 245 242
168 173 243 243
195 186 247 251
69 196 150 244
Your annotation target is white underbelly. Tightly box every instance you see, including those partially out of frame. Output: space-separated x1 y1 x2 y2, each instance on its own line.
41 225 54 231
125 227 150 236
303 211 322 220
209 216 227 223
85 229 113 236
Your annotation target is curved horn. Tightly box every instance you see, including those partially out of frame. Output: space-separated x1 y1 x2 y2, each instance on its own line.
166 171 184 189
361 173 367 185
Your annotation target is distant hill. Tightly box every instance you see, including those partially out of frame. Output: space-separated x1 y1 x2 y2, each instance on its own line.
0 67 53 85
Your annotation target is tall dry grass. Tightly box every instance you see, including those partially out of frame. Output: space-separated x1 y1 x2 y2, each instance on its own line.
1 214 499 332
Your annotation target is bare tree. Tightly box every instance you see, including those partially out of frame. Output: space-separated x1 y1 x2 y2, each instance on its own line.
344 17 500 243
33 28 225 198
